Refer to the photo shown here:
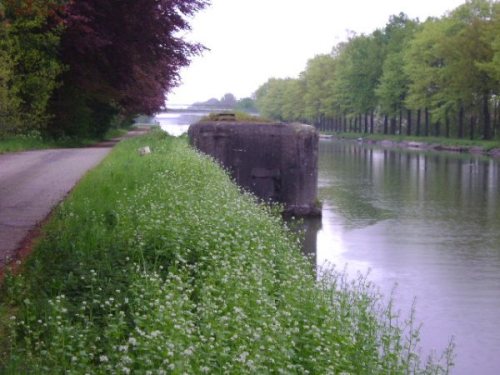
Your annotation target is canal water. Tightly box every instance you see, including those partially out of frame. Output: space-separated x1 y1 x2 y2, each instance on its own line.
156 116 500 374
313 140 500 375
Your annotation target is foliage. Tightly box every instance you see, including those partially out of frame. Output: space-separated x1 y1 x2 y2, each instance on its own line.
0 0 208 139
0 130 453 374
234 97 258 113
376 13 418 116
301 54 338 120
255 0 500 140
192 94 258 113
334 32 386 116
47 0 208 138
0 0 64 134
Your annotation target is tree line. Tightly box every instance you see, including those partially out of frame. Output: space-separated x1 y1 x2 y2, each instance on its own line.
0 0 207 139
255 0 500 140
191 93 258 112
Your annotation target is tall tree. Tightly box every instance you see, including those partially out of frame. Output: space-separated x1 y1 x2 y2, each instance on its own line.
404 17 445 133
443 0 497 139
405 0 497 139
376 13 418 132
301 54 337 122
0 0 64 134
49 0 208 137
333 32 385 128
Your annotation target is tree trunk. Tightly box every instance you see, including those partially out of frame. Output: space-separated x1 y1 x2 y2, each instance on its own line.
370 111 374 134
494 99 499 138
416 109 421 136
383 114 388 134
349 117 353 132
458 103 464 139
398 109 403 135
445 111 450 138
364 112 368 133
470 115 475 140
407 109 412 136
435 121 441 137
424 107 429 137
390 116 396 135
482 93 491 140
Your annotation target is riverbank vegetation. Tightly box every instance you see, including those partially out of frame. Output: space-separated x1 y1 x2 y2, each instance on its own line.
0 0 207 141
255 0 500 141
333 132 500 151
0 130 453 373
0 128 129 154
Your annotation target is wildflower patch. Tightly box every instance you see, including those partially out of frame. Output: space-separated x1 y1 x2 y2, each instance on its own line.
0 129 453 374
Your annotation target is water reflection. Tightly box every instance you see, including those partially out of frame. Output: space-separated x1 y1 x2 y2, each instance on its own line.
305 140 500 375
291 217 321 269
155 112 205 136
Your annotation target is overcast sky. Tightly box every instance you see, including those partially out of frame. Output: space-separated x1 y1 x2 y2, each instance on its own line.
167 0 468 106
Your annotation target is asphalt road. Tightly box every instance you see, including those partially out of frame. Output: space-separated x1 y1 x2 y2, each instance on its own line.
0 146 114 268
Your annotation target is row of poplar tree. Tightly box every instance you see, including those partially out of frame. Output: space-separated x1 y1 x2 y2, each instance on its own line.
0 0 207 139
255 0 500 140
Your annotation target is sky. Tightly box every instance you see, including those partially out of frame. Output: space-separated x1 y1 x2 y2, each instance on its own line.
167 0 468 106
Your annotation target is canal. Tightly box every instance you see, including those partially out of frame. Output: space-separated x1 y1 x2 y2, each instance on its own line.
157 115 500 374
313 140 500 375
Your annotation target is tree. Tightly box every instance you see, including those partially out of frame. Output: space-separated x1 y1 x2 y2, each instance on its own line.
48 0 208 137
301 54 337 121
235 97 258 113
0 0 208 138
405 0 497 139
0 0 64 134
281 78 306 121
404 17 449 136
376 14 418 133
219 93 237 108
255 78 304 121
443 0 496 139
333 32 385 131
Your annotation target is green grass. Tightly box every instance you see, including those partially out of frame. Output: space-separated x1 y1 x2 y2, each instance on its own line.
0 128 129 154
0 129 454 374
0 131 60 153
329 132 500 151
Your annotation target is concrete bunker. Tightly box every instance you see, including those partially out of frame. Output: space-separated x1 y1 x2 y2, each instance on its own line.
188 118 320 217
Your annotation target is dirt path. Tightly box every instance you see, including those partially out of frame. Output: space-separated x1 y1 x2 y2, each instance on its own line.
0 129 148 270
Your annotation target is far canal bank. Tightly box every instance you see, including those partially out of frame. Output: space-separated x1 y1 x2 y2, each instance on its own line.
325 133 500 158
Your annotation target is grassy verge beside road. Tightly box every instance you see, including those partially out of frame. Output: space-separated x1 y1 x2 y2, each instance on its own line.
0 130 453 374
0 128 129 154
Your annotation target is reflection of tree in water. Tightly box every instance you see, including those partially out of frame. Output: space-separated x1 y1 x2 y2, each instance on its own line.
287 217 322 272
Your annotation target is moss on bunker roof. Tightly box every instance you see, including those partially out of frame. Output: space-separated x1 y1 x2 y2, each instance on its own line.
199 112 273 123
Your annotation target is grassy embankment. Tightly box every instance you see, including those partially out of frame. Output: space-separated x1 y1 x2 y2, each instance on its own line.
330 132 500 151
0 128 128 154
0 130 453 374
